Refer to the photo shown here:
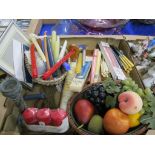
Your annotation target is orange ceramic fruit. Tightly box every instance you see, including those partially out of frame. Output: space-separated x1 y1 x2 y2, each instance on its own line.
103 108 130 134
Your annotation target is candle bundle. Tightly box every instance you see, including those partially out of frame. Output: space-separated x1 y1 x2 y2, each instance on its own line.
111 46 134 74
99 41 126 81
29 31 71 80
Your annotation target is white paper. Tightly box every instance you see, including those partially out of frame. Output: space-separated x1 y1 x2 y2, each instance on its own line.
13 39 25 81
24 50 46 77
114 67 126 80
101 42 110 47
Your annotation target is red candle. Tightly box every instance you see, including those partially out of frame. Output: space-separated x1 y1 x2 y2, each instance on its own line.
30 44 38 78
42 49 75 80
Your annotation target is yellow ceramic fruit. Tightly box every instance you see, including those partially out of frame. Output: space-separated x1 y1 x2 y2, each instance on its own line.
128 113 141 128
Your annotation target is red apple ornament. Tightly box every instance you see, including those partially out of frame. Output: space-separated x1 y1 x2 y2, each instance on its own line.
74 99 95 124
22 108 38 124
118 91 143 114
37 108 51 125
50 109 67 126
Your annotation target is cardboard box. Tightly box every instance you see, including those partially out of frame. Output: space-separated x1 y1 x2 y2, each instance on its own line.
2 36 145 134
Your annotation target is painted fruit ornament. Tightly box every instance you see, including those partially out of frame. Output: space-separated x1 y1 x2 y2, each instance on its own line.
118 91 143 114
128 113 141 128
37 108 51 125
22 108 38 124
88 115 103 134
74 99 95 124
103 108 130 134
50 109 67 126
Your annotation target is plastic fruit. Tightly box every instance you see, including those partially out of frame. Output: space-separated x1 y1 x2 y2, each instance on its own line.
123 86 130 91
84 84 106 104
50 109 67 126
122 79 130 86
128 113 141 128
136 88 144 97
103 108 130 134
37 108 51 125
74 99 95 124
88 115 103 134
22 108 38 124
118 91 143 114
144 88 152 96
84 84 106 114
139 108 145 115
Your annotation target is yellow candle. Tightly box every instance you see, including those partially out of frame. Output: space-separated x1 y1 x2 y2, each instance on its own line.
54 36 60 62
94 51 101 83
75 53 83 74
51 31 57 62
123 56 134 68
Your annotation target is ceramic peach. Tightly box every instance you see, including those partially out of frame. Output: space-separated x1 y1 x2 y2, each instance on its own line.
118 91 143 114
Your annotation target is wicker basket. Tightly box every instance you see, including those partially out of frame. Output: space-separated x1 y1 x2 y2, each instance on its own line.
24 56 67 86
67 82 148 135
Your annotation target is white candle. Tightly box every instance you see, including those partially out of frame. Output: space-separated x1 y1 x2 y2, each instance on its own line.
29 33 46 62
58 40 67 61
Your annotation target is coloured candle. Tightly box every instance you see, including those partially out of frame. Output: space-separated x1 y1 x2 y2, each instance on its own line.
75 53 83 74
42 49 75 80
58 40 67 61
54 36 60 62
47 38 55 67
30 44 38 78
90 49 98 84
44 32 51 70
94 50 101 83
29 33 46 62
51 31 57 62
82 48 86 66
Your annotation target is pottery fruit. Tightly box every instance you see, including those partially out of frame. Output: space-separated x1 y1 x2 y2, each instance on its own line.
88 115 103 134
103 108 130 134
74 99 95 124
128 112 141 128
37 108 51 125
50 109 67 126
22 108 38 124
118 91 143 114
